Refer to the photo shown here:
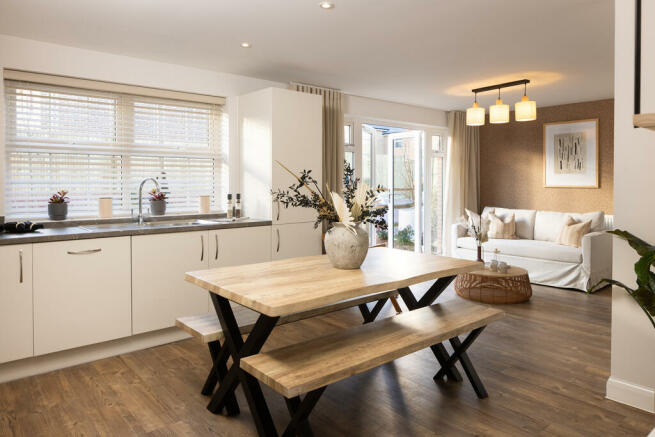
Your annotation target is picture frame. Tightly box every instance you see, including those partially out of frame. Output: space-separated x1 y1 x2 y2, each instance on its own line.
543 119 599 188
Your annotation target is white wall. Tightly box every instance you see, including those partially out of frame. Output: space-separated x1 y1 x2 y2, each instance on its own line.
0 34 286 216
344 94 447 127
607 0 655 413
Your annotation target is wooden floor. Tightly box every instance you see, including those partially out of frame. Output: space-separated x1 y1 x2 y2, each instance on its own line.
1 284 654 436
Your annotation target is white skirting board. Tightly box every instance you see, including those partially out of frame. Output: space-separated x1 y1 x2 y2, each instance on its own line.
0 328 191 384
606 376 655 413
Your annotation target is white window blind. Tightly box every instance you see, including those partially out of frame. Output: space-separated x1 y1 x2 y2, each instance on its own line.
4 79 227 218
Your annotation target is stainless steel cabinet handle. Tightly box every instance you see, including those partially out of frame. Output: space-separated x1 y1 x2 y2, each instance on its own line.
19 249 23 284
276 200 280 221
276 229 280 253
67 248 102 255
215 234 219 260
201 235 205 262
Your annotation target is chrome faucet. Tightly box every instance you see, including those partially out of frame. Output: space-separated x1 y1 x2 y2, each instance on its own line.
137 178 161 225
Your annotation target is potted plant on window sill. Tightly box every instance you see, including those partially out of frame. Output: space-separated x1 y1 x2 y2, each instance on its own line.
272 161 388 269
47 189 70 220
149 189 167 216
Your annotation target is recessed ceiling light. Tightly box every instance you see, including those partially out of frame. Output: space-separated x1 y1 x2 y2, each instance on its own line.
240 42 251 48
319 1 334 9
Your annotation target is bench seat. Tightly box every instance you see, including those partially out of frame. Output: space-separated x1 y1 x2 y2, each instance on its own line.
176 289 400 344
241 299 504 398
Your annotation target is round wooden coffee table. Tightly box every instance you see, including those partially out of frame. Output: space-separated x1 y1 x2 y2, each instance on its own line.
454 266 532 304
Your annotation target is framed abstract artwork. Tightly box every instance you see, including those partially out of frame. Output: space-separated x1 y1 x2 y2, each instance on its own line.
543 119 599 188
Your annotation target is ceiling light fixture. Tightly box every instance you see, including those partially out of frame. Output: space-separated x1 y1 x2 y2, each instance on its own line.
465 79 537 126
240 42 251 48
319 1 335 9
489 88 509 124
465 93 485 126
514 82 537 122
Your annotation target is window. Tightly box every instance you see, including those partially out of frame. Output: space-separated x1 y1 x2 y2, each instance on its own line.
4 80 227 218
344 123 355 169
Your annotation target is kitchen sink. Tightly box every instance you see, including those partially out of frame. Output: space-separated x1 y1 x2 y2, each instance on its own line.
80 219 215 231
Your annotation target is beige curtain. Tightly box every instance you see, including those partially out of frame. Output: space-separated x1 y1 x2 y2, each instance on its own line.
444 111 480 255
290 83 344 194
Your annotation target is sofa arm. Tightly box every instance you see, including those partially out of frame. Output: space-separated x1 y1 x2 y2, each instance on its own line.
582 231 613 288
450 223 468 255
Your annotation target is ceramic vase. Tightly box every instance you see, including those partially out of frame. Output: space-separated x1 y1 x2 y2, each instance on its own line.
47 202 68 220
324 223 369 269
150 199 166 216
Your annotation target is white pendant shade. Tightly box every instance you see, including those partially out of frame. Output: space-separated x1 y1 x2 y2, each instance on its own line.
515 95 537 121
466 101 485 126
489 98 509 124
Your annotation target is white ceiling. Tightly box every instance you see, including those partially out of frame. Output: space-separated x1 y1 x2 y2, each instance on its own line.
0 0 614 110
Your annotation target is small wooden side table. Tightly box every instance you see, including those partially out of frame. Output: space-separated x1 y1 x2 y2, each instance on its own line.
455 266 532 304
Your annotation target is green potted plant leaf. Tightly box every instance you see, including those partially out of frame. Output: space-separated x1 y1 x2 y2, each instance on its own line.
149 189 167 216
47 189 69 220
590 229 655 329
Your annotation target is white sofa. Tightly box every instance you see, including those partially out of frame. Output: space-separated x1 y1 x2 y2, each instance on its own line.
451 207 613 291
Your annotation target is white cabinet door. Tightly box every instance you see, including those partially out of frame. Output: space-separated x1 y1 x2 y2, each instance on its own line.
33 237 131 355
132 231 209 334
271 223 323 260
271 89 322 225
0 245 33 363
209 226 271 269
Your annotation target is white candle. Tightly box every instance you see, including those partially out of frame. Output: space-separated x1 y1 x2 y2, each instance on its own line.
199 195 211 214
99 197 113 218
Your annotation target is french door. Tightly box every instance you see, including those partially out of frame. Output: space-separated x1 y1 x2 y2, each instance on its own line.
348 119 447 254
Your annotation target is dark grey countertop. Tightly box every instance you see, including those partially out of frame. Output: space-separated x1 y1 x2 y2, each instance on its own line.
0 217 272 246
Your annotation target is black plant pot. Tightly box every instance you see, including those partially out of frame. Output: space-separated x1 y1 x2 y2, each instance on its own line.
48 202 68 220
150 200 166 216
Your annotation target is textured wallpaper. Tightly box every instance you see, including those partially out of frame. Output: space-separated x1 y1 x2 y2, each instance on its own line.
479 99 614 214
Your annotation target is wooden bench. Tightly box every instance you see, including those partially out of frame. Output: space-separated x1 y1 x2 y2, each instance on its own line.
176 289 400 397
240 299 504 436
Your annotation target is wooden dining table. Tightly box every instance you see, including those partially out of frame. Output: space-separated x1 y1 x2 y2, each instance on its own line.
185 247 481 436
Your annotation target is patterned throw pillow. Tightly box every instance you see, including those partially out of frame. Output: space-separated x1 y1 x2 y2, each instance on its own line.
487 212 517 239
557 217 592 248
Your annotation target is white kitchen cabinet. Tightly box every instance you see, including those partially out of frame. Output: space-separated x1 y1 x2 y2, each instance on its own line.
33 237 131 355
240 87 322 225
0 244 33 363
271 223 323 260
132 231 209 334
208 226 271 268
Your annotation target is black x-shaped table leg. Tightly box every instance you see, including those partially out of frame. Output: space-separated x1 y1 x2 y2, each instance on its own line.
397 276 463 382
433 327 488 398
204 293 391 437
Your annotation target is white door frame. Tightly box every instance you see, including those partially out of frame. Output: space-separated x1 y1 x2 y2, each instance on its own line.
344 116 447 253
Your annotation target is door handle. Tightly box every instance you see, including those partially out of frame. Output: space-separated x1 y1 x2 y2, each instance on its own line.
201 235 205 262
215 234 219 260
19 249 23 284
67 248 102 255
276 200 280 221
276 229 280 253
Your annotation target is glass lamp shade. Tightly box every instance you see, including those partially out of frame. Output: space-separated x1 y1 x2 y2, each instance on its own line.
489 98 510 124
466 102 485 126
515 95 537 121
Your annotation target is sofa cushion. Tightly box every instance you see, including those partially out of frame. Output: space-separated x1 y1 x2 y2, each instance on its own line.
456 236 582 263
488 212 517 239
483 206 537 240
569 211 605 232
534 211 571 242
